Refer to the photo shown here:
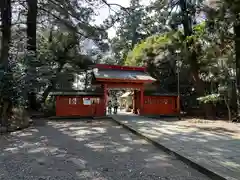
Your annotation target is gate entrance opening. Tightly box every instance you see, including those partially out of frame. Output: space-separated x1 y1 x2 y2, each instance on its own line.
106 88 141 115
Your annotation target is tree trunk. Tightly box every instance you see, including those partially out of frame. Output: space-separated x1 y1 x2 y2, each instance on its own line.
26 0 38 110
234 24 240 117
0 0 11 69
42 85 54 103
84 70 88 91
26 0 37 53
231 80 237 113
179 0 192 37
190 57 215 118
224 96 231 122
130 0 140 49
1 101 10 127
0 0 12 127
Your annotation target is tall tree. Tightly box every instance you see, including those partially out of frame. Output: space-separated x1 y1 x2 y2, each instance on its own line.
204 0 240 116
0 0 11 71
110 0 148 64
175 0 215 117
227 1 240 116
26 0 38 110
26 0 37 54
0 0 12 127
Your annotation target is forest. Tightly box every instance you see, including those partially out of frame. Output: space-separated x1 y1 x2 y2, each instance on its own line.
0 0 240 131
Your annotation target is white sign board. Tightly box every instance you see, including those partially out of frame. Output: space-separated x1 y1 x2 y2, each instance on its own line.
83 98 91 105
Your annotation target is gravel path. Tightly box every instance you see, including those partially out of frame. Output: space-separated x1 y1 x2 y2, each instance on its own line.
0 120 210 180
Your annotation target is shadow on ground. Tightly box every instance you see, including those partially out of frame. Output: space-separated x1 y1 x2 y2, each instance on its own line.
112 115 240 180
0 119 209 180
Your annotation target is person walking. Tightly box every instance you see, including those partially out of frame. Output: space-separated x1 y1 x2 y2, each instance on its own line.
113 98 119 114
108 100 112 114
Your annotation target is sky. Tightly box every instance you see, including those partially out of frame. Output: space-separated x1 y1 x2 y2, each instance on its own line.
94 0 209 38
95 0 152 38
84 0 206 51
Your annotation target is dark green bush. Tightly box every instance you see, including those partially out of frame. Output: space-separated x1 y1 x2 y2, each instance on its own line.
42 96 56 116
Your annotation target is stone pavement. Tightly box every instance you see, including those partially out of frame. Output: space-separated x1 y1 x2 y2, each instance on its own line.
0 119 209 180
110 114 240 180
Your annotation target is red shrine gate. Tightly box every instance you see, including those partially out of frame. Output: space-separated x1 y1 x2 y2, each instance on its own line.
53 64 179 117
92 64 155 115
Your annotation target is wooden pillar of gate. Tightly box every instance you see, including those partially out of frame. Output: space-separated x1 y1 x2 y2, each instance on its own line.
140 86 144 115
103 83 107 116
133 90 138 114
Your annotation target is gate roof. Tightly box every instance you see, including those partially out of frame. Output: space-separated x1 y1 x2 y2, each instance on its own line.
92 64 156 84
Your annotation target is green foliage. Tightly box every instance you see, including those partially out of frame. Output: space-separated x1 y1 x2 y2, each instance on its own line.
38 30 78 65
125 31 183 92
37 30 95 102
43 96 56 116
109 0 159 64
0 63 26 106
1 0 239 120
197 94 221 104
125 33 171 66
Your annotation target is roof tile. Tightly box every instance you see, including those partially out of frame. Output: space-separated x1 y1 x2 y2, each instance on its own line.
93 69 156 81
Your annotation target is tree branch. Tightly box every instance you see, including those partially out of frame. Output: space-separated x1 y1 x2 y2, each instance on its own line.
100 0 131 15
